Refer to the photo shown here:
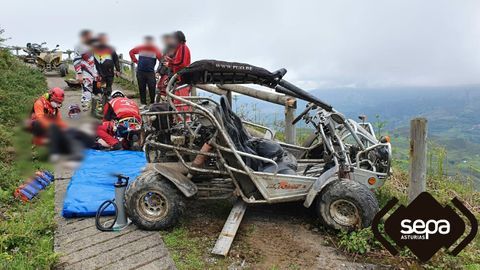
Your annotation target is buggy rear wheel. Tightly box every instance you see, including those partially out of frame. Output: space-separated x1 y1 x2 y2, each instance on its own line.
316 179 378 231
125 171 185 230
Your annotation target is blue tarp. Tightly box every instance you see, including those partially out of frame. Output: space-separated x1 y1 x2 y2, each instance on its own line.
62 149 146 218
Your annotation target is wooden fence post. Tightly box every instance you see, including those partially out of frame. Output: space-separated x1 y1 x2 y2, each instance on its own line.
408 117 428 202
226 91 233 108
284 97 296 144
130 62 136 84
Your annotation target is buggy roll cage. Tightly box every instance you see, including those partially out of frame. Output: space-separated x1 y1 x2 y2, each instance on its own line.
142 60 391 201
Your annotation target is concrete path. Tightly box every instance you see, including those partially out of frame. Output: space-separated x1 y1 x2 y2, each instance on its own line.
47 75 176 270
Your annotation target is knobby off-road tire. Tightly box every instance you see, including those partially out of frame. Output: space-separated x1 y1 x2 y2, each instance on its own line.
125 170 185 230
316 179 378 231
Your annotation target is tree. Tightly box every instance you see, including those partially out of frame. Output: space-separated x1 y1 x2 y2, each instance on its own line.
374 114 387 137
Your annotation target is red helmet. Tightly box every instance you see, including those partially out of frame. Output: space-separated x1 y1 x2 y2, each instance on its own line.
49 87 65 103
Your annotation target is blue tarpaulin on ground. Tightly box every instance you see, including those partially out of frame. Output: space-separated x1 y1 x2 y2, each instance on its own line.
62 149 146 218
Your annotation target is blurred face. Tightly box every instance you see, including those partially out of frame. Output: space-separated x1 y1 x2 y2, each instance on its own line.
166 36 176 47
98 35 108 45
81 32 92 44
144 37 154 46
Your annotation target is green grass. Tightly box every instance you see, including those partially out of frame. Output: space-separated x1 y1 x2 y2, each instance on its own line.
163 227 208 270
115 76 138 98
0 47 57 269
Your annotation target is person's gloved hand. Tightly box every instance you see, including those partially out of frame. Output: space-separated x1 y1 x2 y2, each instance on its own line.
111 142 122 151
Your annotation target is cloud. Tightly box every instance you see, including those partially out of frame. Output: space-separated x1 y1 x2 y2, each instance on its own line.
2 0 480 88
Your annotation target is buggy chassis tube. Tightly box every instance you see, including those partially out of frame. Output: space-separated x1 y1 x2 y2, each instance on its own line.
165 75 277 202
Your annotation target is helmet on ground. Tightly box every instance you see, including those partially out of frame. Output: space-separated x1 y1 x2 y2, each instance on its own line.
68 104 81 119
111 90 125 99
49 87 65 103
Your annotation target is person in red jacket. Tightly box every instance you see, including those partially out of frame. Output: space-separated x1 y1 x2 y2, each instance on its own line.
96 90 142 150
129 36 162 106
165 31 191 74
165 31 191 120
102 90 141 122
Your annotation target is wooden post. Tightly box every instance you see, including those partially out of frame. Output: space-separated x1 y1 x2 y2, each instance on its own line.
190 86 197 96
284 97 296 144
226 90 233 108
130 62 136 84
408 117 428 202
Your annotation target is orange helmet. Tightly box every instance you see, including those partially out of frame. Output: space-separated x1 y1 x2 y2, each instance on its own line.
48 87 65 103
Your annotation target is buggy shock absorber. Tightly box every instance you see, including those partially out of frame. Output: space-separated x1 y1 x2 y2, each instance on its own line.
95 174 131 231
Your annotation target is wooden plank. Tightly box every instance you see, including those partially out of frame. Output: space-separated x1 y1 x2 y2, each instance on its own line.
217 84 294 107
408 117 428 202
211 200 247 256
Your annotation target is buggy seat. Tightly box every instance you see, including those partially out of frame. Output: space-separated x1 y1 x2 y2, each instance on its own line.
213 96 298 174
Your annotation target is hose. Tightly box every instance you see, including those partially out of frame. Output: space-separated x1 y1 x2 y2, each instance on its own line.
95 199 118 231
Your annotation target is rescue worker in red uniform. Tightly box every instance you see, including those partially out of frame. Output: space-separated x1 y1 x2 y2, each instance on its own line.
96 90 141 150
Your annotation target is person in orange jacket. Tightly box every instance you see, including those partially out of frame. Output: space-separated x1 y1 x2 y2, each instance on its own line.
29 87 67 144
28 87 95 160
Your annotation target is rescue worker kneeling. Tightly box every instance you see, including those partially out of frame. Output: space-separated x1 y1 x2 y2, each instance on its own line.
96 90 142 150
28 87 94 160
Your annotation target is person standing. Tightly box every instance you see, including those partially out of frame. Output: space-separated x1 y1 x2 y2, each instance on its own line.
93 33 121 96
156 34 177 98
73 30 99 111
165 31 191 74
129 36 162 107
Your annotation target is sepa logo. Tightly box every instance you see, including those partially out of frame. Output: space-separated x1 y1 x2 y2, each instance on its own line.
372 192 477 262
400 219 450 240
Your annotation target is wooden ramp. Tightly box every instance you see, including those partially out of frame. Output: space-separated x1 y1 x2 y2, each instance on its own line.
54 165 177 270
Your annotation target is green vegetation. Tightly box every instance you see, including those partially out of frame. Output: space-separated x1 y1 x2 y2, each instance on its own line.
163 227 212 269
115 76 138 98
162 201 234 270
0 40 56 269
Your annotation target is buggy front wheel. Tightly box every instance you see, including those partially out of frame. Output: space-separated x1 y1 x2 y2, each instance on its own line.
316 179 378 231
125 171 185 230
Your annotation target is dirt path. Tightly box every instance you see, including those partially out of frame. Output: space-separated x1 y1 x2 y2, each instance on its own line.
46 74 176 270
183 200 382 270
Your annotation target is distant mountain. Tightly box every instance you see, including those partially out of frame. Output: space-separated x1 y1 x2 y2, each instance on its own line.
198 85 480 186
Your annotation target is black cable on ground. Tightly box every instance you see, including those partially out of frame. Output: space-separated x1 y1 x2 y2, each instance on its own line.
95 199 118 231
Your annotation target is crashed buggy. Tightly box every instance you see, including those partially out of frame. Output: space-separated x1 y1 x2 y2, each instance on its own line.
125 60 392 253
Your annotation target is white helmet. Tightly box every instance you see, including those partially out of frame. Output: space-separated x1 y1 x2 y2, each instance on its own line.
111 90 125 99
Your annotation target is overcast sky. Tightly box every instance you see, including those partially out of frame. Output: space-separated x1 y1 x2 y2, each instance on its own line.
2 0 480 89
